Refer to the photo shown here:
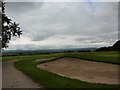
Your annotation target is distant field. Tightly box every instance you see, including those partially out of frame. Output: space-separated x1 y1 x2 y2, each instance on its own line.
2 51 119 88
2 53 64 61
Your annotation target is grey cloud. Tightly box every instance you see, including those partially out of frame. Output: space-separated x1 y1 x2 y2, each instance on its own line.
6 2 43 13
5 2 118 50
76 38 116 44
31 32 54 41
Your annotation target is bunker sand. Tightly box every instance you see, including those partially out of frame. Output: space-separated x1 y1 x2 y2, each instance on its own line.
37 57 119 84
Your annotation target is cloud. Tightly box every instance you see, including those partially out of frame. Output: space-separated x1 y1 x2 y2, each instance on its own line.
5 0 120 2
5 2 118 50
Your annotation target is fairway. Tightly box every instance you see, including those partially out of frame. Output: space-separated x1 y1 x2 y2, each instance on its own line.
64 51 119 64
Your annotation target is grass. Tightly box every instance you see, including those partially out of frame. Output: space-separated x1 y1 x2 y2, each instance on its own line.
3 51 119 64
2 53 64 61
3 51 120 88
15 58 119 88
64 51 119 64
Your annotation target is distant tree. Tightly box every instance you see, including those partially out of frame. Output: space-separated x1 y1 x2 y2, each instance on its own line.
0 1 22 49
96 40 120 51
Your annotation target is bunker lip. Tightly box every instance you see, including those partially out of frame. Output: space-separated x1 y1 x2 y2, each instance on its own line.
33 57 57 62
37 57 119 84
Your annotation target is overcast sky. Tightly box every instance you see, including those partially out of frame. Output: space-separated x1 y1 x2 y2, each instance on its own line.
5 1 118 50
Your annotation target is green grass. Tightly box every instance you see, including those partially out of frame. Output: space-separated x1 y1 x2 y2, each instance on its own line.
2 53 64 61
3 51 119 64
64 51 119 64
15 58 119 88
3 51 119 88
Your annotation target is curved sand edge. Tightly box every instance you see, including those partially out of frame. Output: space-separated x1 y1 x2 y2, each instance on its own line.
37 57 119 84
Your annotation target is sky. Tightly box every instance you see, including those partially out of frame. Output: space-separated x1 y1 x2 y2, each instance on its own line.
5 1 118 50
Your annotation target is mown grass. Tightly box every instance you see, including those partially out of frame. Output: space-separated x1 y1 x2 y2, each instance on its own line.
64 51 119 64
15 58 119 88
3 51 119 88
3 51 119 64
2 53 64 61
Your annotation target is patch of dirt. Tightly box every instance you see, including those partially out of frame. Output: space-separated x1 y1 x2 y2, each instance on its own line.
37 57 119 84
3 60 43 88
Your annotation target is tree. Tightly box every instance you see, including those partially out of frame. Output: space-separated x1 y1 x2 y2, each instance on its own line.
0 1 22 49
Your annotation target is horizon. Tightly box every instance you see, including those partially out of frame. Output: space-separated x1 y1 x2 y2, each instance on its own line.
4 47 98 51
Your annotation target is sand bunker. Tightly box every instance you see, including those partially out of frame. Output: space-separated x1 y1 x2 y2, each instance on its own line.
37 57 119 84
34 57 56 62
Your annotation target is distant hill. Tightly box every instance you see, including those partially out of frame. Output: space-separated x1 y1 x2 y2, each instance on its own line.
112 40 120 51
96 40 120 51
3 48 97 56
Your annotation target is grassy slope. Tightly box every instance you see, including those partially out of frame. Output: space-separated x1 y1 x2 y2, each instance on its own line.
3 51 119 88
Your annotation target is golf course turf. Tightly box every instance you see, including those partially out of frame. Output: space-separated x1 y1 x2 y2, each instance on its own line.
3 51 120 88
